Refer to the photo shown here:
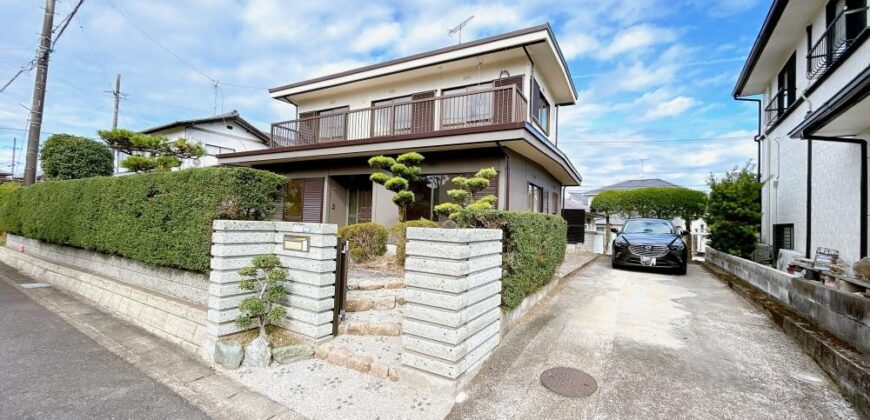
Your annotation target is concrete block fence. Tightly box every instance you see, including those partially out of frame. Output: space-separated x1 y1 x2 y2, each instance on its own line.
400 227 503 395
207 220 338 355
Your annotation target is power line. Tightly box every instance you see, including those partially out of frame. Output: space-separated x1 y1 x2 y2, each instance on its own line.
50 0 85 50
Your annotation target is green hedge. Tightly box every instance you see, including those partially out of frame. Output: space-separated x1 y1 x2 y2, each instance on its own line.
338 222 388 263
453 210 567 310
0 168 286 272
390 219 439 265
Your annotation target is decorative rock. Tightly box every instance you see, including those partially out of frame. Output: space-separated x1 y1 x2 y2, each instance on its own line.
368 322 401 336
241 336 271 368
327 347 351 365
347 322 369 335
370 361 390 379
397 296 407 305
373 296 396 310
273 344 314 364
388 367 400 381
358 280 384 291
346 355 373 373
314 343 333 360
214 340 244 370
384 280 405 289
345 297 374 312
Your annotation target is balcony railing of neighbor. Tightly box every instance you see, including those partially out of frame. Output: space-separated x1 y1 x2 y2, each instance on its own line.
807 6 869 79
270 85 528 148
764 88 794 126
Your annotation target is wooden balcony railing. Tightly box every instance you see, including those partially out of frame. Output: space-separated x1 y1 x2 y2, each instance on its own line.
807 6 868 79
270 85 528 148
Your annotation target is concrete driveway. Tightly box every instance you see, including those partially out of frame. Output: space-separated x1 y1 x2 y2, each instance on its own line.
448 259 858 419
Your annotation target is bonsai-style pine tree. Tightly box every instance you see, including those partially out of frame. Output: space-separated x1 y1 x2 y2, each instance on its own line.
434 167 498 218
369 152 424 222
98 128 205 173
236 254 287 337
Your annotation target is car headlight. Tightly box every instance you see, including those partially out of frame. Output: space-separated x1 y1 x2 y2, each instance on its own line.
613 238 628 247
669 241 685 250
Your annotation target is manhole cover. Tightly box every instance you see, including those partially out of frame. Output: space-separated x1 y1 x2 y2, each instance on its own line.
540 367 598 397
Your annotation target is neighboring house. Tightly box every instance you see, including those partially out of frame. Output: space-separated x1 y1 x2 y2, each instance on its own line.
218 24 582 227
733 0 869 266
115 110 269 173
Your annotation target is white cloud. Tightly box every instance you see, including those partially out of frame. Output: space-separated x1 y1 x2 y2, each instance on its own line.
598 25 678 59
352 22 402 53
560 33 600 60
641 96 696 120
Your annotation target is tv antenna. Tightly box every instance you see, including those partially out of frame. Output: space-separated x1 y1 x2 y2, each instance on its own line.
640 158 649 176
448 16 474 44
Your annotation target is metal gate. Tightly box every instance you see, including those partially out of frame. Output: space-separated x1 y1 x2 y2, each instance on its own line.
562 209 586 244
332 240 349 336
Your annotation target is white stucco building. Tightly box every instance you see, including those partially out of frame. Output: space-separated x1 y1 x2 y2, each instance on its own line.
734 0 869 266
115 110 269 173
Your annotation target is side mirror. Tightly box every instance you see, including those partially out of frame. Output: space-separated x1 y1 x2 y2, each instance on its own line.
610 228 619 234
681 230 690 236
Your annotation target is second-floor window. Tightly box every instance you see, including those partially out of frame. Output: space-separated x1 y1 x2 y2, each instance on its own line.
372 95 413 136
318 106 349 140
442 83 494 126
777 52 797 112
531 79 550 134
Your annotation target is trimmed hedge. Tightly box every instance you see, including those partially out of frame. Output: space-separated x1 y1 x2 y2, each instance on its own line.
40 134 114 180
0 168 286 272
390 219 439 265
453 210 567 309
338 222 388 263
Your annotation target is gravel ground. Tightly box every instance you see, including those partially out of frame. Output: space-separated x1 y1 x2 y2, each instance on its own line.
224 359 453 420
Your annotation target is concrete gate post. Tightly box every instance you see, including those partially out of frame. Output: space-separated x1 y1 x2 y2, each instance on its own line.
400 227 503 395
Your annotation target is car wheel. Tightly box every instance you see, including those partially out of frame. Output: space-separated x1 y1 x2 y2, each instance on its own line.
675 263 687 275
611 259 618 269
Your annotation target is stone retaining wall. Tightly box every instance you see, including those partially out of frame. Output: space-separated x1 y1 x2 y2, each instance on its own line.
707 247 870 355
5 234 207 305
0 247 206 356
207 221 337 348
400 227 503 395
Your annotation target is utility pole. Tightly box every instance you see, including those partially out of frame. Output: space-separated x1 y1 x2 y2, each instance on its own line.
111 74 121 129
23 0 56 185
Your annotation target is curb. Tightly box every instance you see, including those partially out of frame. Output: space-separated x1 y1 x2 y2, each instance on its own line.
704 262 870 418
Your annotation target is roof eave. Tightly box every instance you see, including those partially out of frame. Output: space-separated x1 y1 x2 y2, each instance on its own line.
733 0 790 98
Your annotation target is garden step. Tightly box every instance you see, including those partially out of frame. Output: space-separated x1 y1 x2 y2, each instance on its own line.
345 288 405 312
314 335 402 381
338 308 402 336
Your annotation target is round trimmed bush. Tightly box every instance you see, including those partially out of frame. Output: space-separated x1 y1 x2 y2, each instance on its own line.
40 134 114 180
338 222 388 263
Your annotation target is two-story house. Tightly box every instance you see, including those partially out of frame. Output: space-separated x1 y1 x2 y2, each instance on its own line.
734 0 869 266
218 24 582 227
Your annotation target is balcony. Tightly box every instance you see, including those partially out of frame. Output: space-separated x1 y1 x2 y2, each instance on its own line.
807 6 869 80
764 88 794 126
270 85 528 149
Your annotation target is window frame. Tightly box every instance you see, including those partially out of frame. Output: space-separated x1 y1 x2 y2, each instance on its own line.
530 78 550 134
528 183 544 213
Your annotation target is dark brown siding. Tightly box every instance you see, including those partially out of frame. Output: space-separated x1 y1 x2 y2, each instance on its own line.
493 75 524 124
466 172 499 205
302 177 325 223
411 90 435 133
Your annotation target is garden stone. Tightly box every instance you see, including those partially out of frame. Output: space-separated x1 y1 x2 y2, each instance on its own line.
358 280 384 290
368 322 401 336
241 336 271 368
370 361 390 378
388 367 400 381
214 340 244 369
346 297 374 312
346 355 373 373
315 342 333 359
373 296 396 310
347 322 370 335
384 280 405 289
273 344 314 364
327 347 351 365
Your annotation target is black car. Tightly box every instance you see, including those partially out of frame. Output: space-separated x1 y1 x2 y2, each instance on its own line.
611 218 689 275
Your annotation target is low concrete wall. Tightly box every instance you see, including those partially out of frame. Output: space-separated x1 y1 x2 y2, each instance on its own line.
207 220 337 347
707 247 870 355
400 227 503 396
0 247 206 356
5 235 207 305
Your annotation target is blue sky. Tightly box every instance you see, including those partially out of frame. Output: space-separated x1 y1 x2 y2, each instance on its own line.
0 0 770 190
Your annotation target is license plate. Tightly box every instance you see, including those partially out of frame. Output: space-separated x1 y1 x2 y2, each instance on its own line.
640 256 656 266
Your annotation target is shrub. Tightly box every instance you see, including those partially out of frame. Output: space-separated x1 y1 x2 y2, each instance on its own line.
0 167 286 272
706 164 763 258
434 167 498 218
368 152 424 221
453 210 567 309
0 182 19 237
40 134 114 180
338 222 388 263
99 128 205 173
390 219 439 265
236 254 287 337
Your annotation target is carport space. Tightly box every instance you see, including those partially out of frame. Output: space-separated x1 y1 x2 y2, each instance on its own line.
449 259 858 419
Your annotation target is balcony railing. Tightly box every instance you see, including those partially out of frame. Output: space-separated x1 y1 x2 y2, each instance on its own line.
270 85 528 148
764 88 794 126
807 6 869 79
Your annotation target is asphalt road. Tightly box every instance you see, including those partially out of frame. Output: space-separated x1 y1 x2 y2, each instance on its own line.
448 259 859 419
0 263 208 420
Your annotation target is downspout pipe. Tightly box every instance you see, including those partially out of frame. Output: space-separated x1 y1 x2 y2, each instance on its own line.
733 96 763 181
801 133 868 259
497 142 511 210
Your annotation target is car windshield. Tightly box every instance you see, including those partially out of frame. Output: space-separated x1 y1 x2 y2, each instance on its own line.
622 220 674 234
